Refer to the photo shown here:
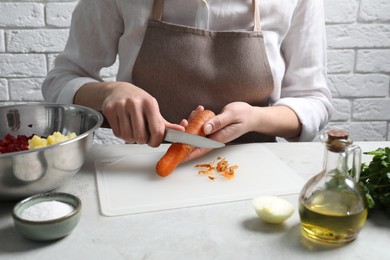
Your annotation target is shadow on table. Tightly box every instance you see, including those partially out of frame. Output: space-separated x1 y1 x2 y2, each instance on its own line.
243 217 351 253
367 209 390 228
242 217 291 234
0 202 59 253
282 224 352 252
0 226 60 253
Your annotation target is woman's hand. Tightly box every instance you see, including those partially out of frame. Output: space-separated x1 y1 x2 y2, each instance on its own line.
203 102 256 142
182 102 256 162
183 101 302 162
75 81 184 147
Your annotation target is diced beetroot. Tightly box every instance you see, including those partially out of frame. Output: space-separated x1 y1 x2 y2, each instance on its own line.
0 133 31 154
5 134 16 143
17 135 28 143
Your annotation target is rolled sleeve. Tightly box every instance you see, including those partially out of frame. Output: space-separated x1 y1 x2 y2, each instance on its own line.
274 0 333 141
274 95 332 142
42 0 123 104
57 77 99 104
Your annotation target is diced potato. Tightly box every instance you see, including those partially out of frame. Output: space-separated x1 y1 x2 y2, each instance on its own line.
28 135 48 149
28 131 77 150
47 132 66 145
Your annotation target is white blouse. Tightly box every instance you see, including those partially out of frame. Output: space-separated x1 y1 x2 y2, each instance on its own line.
42 0 333 142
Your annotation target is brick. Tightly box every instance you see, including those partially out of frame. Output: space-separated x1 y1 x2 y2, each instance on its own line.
9 78 44 101
356 50 390 73
0 0 389 142
359 0 390 22
0 79 8 101
324 0 359 24
48 54 59 71
327 121 387 141
327 50 354 73
326 24 390 48
330 99 351 121
0 101 25 107
46 2 77 27
327 74 389 98
0 3 44 27
0 30 4 52
353 99 390 120
388 123 390 140
0 54 46 77
6 29 69 53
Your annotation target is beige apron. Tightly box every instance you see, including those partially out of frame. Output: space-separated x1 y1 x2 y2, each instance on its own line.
132 0 275 143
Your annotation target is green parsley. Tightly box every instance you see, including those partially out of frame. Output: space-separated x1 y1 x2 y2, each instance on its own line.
358 147 390 217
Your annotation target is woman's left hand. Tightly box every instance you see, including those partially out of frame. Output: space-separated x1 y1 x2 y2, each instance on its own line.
183 102 256 162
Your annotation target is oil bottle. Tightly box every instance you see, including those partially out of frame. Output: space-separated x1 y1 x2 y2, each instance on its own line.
299 129 367 244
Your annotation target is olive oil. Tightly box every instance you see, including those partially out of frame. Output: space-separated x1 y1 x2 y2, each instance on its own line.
298 130 368 245
299 190 367 244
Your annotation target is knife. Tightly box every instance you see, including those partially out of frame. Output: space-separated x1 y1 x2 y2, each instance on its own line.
101 116 224 148
164 128 225 148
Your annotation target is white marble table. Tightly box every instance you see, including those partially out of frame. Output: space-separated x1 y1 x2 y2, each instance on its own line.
0 142 389 260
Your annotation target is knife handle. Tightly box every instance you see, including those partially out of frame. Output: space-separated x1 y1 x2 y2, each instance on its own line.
100 114 111 128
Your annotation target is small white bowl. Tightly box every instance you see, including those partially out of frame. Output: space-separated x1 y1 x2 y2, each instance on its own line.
12 192 81 241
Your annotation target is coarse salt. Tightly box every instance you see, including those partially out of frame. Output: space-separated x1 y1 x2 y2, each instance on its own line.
20 200 74 221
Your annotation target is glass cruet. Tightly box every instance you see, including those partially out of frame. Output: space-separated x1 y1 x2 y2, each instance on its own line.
298 129 368 244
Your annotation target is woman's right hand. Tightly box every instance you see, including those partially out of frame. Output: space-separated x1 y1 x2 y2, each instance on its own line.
75 81 184 147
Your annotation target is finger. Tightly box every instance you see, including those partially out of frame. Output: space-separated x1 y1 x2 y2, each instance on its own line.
179 119 188 128
144 120 185 147
196 105 204 111
203 113 228 135
147 118 165 147
105 113 121 137
144 100 165 147
118 110 135 143
102 104 122 137
129 106 149 144
187 105 205 122
147 119 186 147
163 118 186 131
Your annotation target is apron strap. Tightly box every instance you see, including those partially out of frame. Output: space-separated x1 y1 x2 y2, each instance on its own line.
152 0 163 21
253 0 261 31
152 0 262 31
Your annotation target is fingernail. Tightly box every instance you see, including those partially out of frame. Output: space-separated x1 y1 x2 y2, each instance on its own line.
204 123 212 134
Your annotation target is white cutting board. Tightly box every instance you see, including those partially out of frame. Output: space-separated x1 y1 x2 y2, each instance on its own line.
95 143 305 216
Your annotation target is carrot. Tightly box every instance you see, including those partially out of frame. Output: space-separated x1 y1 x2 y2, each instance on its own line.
156 109 215 177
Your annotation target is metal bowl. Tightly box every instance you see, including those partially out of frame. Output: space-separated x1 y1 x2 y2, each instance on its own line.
0 103 103 200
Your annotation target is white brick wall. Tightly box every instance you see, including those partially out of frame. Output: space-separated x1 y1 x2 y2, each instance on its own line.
325 0 390 141
0 0 389 142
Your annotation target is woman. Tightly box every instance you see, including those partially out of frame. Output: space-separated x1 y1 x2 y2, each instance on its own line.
42 0 333 159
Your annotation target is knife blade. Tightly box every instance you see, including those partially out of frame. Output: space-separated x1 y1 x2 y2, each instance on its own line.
164 128 225 148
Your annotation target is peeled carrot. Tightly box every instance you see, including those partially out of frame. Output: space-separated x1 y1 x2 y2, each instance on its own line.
156 110 215 177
